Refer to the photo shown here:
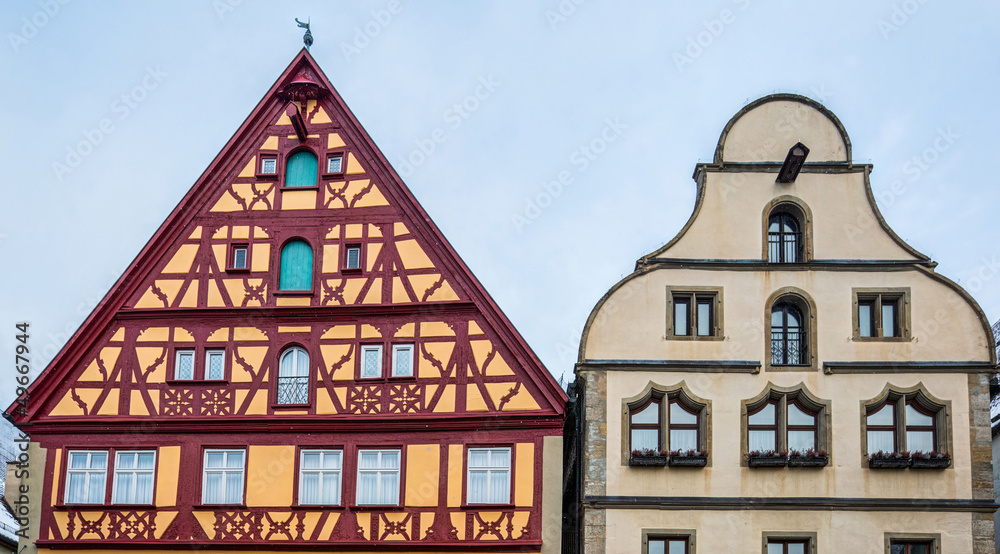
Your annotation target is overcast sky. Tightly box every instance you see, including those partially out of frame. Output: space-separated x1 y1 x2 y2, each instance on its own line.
2 0 998 404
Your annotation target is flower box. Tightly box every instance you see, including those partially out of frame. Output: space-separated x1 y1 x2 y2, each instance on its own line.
668 455 708 467
747 455 787 468
910 457 950 469
629 454 668 467
788 455 828 468
868 457 910 469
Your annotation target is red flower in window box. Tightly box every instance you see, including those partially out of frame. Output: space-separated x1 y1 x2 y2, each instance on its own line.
667 449 708 467
788 448 829 467
909 450 951 469
629 448 669 467
868 450 911 469
746 449 788 468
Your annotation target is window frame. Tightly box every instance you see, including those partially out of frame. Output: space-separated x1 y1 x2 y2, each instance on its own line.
861 385 950 461
343 244 363 272
257 155 278 179
465 446 513 506
642 529 696 554
324 151 345 177
63 450 110 505
359 344 384 379
276 238 315 294
170 348 228 383
884 533 940 554
111 450 157 505
666 287 724 341
173 348 196 381
200 449 247 506
275 346 311 406
282 148 320 190
621 382 711 465
762 197 812 263
764 289 817 371
853 288 911 341
741 385 830 466
354 448 402 506
761 532 816 554
391 343 415 378
228 243 250 272
296 448 343 507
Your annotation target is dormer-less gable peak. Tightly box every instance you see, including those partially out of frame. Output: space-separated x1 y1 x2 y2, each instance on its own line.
9 49 566 425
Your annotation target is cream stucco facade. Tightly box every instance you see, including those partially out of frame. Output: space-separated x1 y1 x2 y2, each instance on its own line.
574 95 997 554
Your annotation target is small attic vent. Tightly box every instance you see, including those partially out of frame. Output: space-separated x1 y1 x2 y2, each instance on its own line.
777 142 810 183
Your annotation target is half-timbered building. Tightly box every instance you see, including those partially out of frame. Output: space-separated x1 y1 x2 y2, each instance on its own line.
7 49 565 554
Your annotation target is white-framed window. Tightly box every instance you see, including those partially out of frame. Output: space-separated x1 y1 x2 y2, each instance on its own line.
174 349 195 380
345 246 361 270
361 345 383 379
327 155 343 174
391 344 414 377
206 349 226 381
277 347 310 404
202 449 245 505
112 451 155 504
467 447 511 504
231 245 248 269
356 449 400 505
65 450 108 504
298 449 342 505
261 157 277 174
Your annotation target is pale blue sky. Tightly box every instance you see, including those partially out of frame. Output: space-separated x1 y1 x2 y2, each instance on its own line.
2 0 998 403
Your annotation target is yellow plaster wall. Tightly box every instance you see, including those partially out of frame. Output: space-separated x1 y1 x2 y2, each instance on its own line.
246 445 295 507
514 443 534 507
405 444 439 507
155 446 180 506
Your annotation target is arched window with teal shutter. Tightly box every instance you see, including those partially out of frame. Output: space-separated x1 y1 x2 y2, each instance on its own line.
279 240 313 291
284 150 318 188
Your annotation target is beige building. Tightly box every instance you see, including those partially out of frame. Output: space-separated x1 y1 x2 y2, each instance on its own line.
574 94 997 554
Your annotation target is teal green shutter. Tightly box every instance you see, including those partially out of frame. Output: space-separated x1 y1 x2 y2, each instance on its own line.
284 151 318 188
279 240 313 290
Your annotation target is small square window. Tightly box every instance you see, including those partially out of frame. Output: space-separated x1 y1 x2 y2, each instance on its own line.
206 350 226 381
231 245 248 270
174 350 195 380
670 291 719 338
392 344 414 377
327 155 343 174
649 537 689 554
361 345 383 379
855 290 908 340
889 539 935 554
112 451 155 504
356 449 400 505
202 449 245 505
65 450 108 504
299 449 342 505
767 539 808 554
467 447 510 504
261 157 277 174
344 246 361 271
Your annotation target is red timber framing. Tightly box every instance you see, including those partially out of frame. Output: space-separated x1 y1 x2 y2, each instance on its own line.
8 49 565 551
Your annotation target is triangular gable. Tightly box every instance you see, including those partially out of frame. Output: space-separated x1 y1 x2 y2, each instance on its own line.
10 49 565 425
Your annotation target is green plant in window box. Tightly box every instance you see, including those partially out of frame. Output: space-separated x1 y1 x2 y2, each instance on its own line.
629 448 669 467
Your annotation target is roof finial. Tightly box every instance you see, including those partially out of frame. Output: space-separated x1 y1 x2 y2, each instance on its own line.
295 17 313 50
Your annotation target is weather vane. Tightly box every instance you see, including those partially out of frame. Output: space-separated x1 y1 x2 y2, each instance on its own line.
296 17 313 50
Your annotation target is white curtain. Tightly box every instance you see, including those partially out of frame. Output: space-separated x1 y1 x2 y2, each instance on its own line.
631 429 658 452
788 431 814 452
225 472 243 504
67 473 86 503
748 430 776 452
867 431 895 454
670 430 697 453
907 431 934 453
204 472 222 503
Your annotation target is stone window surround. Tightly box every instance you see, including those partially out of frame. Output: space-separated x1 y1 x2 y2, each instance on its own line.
740 383 831 466
859 383 952 466
621 381 712 467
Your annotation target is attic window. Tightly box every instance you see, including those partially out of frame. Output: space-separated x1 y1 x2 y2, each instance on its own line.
261 157 277 175
327 155 344 174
